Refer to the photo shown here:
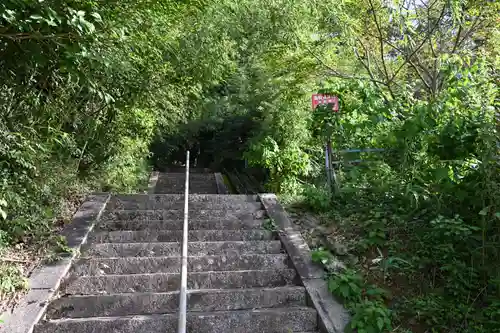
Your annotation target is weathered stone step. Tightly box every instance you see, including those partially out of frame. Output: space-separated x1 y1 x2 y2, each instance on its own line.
156 176 215 184
155 188 218 194
97 219 266 231
157 172 214 179
162 179 215 184
100 209 266 221
88 230 275 243
156 181 216 187
82 241 283 257
47 286 307 318
106 199 262 211
157 175 215 183
73 254 290 275
63 269 298 294
36 307 317 333
109 194 259 204
156 182 216 187
155 173 218 194
161 167 212 173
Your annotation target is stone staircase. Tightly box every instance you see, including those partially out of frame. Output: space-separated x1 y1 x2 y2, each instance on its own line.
33 172 323 333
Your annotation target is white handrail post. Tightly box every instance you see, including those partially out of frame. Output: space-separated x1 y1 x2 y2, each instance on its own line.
178 150 190 333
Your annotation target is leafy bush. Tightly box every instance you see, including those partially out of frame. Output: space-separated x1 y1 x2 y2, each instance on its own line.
312 248 393 333
0 264 28 296
302 185 332 213
327 269 364 304
348 300 392 333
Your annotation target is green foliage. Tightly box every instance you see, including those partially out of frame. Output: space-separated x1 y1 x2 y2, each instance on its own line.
356 218 387 250
0 0 188 309
0 263 28 296
348 300 392 333
246 137 310 194
328 268 364 303
313 249 393 333
302 185 332 213
299 2 499 331
311 247 334 265
0 0 188 249
262 218 278 232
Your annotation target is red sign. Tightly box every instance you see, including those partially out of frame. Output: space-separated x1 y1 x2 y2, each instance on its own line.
312 94 339 112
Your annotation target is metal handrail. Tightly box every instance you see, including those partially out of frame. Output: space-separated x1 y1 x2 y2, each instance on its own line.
177 150 190 333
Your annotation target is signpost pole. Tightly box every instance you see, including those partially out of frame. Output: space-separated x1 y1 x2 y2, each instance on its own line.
328 141 339 194
325 143 331 189
312 94 340 194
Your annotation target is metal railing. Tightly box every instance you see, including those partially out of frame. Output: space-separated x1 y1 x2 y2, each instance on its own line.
177 150 190 333
331 148 386 166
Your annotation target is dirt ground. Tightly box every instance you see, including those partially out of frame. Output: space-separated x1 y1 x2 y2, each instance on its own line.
283 202 351 271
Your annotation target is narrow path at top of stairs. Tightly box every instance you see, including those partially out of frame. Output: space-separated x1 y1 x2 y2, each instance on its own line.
154 170 218 194
33 172 320 333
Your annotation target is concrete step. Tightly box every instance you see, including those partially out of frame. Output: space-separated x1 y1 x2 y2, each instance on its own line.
165 179 215 184
97 219 266 231
36 307 317 333
157 172 214 179
156 181 217 187
155 188 218 194
155 178 216 186
82 241 283 257
109 194 259 204
155 173 218 194
160 167 212 173
88 230 275 243
100 209 267 221
156 180 216 187
63 269 299 295
106 199 262 211
47 286 307 318
73 254 290 275
156 182 217 187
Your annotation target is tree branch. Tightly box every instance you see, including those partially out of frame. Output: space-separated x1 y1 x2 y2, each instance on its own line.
451 24 463 54
382 3 447 95
377 37 432 92
453 16 486 53
294 31 391 87
367 0 395 100
355 40 392 103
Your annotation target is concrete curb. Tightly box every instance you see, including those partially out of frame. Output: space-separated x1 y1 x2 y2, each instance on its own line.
214 172 229 194
258 193 350 333
0 194 110 333
147 171 159 194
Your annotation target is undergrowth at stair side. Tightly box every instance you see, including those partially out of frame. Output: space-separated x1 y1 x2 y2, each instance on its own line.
312 249 393 333
305 136 500 333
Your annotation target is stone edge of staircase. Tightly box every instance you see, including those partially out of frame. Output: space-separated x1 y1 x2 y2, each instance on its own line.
147 171 160 194
258 193 350 333
0 194 111 333
214 172 229 194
